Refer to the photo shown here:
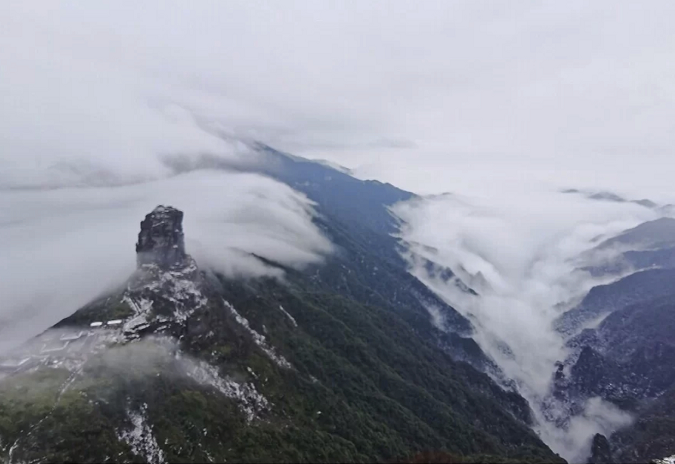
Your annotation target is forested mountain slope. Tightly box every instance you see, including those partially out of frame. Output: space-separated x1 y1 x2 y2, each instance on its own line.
0 175 562 463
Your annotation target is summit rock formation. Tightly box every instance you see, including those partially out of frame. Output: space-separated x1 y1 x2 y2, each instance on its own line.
136 205 188 269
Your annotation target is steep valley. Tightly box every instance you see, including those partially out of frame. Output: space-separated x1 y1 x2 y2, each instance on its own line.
394 192 675 462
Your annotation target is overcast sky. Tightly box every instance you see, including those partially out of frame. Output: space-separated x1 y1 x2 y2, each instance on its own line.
2 1 674 198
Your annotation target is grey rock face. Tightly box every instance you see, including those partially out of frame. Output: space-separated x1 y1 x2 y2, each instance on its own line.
588 433 613 464
555 268 675 338
136 205 187 269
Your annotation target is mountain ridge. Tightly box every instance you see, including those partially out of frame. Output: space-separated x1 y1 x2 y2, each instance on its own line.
0 197 562 463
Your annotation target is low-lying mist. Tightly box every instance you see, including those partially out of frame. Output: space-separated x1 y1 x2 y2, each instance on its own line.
0 331 266 418
392 189 662 461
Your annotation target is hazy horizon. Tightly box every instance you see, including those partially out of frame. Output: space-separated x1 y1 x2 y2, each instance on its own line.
3 1 675 199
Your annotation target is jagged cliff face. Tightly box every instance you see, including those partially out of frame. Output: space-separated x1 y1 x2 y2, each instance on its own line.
136 206 188 270
52 205 212 342
0 205 563 464
0 206 281 463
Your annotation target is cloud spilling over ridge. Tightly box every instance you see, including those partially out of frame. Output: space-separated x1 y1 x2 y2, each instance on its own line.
393 190 657 461
0 36 332 354
0 169 332 354
0 3 342 354
0 58 333 352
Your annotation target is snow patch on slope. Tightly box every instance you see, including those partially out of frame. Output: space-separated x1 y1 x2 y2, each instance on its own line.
278 305 298 327
117 403 166 464
121 261 208 338
122 295 153 336
184 359 270 422
138 261 207 322
224 300 292 369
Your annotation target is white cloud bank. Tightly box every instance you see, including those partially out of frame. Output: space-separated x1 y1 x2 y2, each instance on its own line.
0 2 339 353
393 189 660 460
0 19 333 354
0 169 332 354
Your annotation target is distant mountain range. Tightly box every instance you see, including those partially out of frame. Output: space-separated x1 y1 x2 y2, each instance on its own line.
561 189 675 216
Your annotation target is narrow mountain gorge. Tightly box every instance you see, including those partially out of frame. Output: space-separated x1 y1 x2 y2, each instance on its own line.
387 179 675 463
